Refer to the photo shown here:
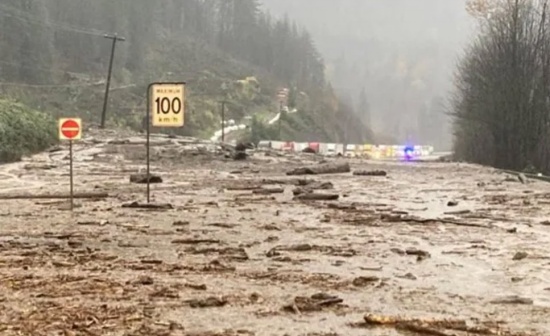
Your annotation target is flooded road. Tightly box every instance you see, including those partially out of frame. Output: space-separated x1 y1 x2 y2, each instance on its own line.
0 131 549 335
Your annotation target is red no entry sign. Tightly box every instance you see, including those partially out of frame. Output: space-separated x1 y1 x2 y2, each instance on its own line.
58 118 82 140
57 118 82 211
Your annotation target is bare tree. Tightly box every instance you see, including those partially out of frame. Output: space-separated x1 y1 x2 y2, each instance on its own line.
453 0 550 172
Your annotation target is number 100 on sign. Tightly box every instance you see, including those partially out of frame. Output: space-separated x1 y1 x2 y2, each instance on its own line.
151 83 185 127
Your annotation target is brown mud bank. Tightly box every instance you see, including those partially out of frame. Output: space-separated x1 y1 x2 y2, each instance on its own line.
0 130 549 335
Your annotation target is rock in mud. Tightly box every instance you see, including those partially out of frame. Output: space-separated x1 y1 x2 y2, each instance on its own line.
232 151 248 161
352 276 380 287
130 275 154 285
397 273 417 280
129 174 163 184
512 251 528 260
235 142 254 151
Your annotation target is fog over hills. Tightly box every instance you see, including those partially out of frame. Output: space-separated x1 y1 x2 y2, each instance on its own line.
261 0 476 149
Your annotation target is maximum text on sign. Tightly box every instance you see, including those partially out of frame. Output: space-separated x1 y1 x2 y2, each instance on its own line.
150 83 185 127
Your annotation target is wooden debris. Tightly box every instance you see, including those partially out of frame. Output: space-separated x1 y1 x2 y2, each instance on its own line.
129 174 163 184
253 187 284 195
260 178 316 186
286 162 351 176
186 296 227 308
489 295 533 305
294 193 339 201
23 163 57 170
172 220 190 226
292 187 308 196
171 238 220 245
293 181 334 196
362 313 525 336
405 248 431 261
0 192 109 200
381 214 493 229
185 283 207 291
121 201 173 210
225 185 261 191
353 170 387 176
283 293 344 314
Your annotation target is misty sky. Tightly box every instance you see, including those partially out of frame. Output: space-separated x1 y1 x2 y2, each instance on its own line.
260 0 477 148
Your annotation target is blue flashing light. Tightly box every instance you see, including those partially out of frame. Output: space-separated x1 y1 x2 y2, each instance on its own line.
404 146 414 160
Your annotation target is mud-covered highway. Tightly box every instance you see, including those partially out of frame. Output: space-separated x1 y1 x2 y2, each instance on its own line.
0 129 548 336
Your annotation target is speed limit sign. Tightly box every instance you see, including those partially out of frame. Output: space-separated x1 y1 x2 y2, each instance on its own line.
149 82 185 127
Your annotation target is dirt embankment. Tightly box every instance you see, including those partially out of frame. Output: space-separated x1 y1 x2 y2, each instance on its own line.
0 129 549 336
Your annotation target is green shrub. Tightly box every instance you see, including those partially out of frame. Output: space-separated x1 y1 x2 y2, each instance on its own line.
241 115 279 144
0 99 57 163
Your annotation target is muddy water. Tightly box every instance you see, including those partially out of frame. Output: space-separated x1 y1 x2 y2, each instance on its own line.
0 135 549 335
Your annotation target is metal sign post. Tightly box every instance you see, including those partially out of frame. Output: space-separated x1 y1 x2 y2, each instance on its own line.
58 118 82 211
145 82 186 203
69 140 74 210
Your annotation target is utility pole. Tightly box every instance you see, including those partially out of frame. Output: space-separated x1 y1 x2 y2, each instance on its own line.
100 33 125 129
343 113 349 156
221 101 226 142
278 101 283 140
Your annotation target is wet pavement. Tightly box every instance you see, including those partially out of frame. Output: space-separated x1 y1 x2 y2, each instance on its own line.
0 130 549 335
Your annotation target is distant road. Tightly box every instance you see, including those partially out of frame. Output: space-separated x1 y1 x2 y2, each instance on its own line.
209 108 297 142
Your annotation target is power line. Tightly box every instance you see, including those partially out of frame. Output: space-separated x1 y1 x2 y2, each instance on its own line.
0 59 92 77
0 81 142 93
0 3 106 37
0 81 104 88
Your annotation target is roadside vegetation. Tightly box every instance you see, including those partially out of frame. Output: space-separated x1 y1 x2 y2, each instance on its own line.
454 0 550 173
0 99 57 163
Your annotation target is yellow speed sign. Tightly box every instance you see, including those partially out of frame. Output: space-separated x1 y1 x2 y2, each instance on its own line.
150 82 185 127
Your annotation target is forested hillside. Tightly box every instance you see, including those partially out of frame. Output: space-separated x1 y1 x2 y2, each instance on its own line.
0 0 373 143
